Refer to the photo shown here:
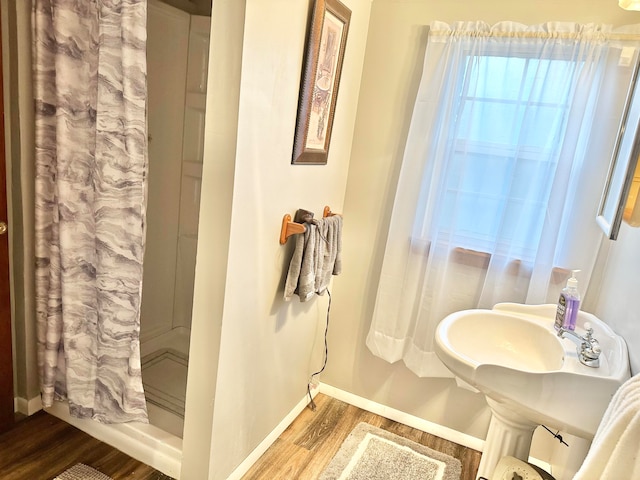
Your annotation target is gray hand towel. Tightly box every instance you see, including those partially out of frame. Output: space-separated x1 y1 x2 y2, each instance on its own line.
284 226 314 301
283 215 342 302
314 215 342 295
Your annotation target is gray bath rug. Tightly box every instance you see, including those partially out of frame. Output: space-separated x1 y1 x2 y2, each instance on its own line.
319 422 462 480
53 463 113 480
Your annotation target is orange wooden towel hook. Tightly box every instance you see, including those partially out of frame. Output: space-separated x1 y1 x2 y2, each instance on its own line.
279 214 306 245
280 206 340 244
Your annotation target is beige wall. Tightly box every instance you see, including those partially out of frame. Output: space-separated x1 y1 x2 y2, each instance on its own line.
322 0 640 444
180 0 244 478
8 0 640 478
187 1 373 478
3 0 38 408
592 222 640 375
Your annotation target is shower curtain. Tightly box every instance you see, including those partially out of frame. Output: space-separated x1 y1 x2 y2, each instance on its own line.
33 0 149 423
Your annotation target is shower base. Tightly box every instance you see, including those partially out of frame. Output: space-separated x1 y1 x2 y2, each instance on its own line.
142 348 188 416
42 328 190 478
45 401 182 478
141 327 190 438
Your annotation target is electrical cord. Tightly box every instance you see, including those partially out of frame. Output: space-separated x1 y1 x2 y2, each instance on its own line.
307 289 331 411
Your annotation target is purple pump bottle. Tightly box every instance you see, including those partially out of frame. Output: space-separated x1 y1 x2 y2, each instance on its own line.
554 270 581 331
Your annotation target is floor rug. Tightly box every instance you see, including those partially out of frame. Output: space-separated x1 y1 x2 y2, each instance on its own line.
53 464 113 480
319 422 462 480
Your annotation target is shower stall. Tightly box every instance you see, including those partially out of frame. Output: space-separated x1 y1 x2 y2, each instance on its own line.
139 0 210 439
45 0 210 476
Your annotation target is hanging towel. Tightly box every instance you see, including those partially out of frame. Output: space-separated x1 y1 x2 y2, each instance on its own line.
284 215 342 302
284 225 316 302
314 215 342 295
573 372 640 479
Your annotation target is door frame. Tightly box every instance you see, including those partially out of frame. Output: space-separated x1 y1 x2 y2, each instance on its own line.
0 5 14 432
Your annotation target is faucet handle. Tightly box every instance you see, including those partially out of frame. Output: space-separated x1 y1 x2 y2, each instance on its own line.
558 322 601 367
582 322 601 360
583 322 595 340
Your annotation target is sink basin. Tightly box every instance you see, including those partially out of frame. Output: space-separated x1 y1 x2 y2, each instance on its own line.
439 309 565 377
435 303 630 439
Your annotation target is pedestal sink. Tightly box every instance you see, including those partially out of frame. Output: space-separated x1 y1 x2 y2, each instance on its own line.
434 303 630 479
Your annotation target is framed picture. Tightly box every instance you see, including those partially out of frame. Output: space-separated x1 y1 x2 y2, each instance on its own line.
292 0 351 165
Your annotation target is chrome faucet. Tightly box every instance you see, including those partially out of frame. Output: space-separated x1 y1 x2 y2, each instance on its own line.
557 323 601 368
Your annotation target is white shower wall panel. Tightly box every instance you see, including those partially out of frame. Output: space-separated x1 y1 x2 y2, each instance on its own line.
142 5 209 338
173 15 210 331
142 0 190 340
186 16 211 92
178 162 203 232
182 94 207 164
173 235 199 330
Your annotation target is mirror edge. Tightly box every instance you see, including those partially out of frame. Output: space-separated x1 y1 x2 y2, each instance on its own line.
597 56 640 240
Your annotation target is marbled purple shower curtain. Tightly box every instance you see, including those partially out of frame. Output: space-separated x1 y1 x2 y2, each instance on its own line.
33 0 149 423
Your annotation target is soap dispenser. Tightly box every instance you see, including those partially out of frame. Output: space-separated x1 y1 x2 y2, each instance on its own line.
554 270 581 331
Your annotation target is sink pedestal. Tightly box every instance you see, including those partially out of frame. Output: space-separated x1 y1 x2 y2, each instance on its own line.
435 305 631 479
477 398 538 479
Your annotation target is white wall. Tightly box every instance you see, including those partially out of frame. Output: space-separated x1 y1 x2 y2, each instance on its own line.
322 0 640 445
9 0 640 478
183 1 372 479
592 222 640 375
182 1 640 477
180 0 244 477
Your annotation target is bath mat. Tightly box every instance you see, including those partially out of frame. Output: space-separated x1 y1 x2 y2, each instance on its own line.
319 422 462 480
53 463 113 480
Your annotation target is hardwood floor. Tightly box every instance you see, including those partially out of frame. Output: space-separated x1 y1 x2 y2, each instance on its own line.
2 395 481 480
242 393 482 480
0 410 173 480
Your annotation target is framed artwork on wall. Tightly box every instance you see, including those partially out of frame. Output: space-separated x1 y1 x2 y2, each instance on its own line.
292 0 351 165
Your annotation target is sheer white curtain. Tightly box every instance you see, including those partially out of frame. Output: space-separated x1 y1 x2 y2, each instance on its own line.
367 21 640 377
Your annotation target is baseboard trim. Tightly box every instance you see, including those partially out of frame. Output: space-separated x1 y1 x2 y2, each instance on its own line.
227 383 486 479
14 395 43 416
319 383 485 452
226 388 318 480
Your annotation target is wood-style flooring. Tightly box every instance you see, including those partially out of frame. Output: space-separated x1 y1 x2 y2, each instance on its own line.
1 394 481 480
0 410 173 480
241 393 482 480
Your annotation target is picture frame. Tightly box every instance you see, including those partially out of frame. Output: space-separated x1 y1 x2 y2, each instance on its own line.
292 0 351 165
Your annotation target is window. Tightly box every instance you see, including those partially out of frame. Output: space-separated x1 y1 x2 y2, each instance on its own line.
417 54 583 262
367 21 640 377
